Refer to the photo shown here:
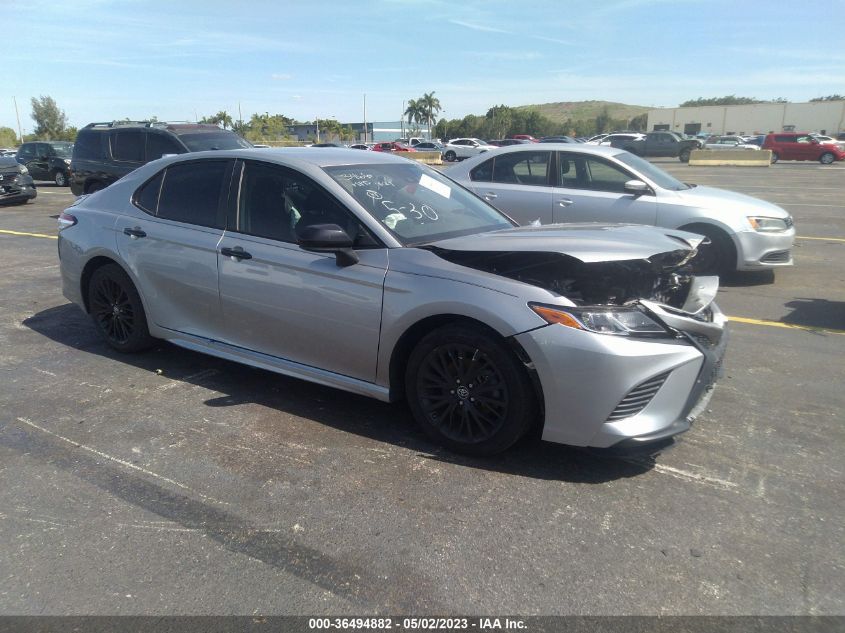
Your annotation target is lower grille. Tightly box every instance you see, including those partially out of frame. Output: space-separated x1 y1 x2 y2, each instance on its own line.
606 372 670 421
761 250 791 264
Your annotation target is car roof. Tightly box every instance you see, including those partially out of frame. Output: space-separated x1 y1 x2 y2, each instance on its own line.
157 147 417 169
459 143 626 158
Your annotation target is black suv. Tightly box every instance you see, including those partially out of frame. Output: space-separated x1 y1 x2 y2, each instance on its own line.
69 121 252 195
16 141 74 186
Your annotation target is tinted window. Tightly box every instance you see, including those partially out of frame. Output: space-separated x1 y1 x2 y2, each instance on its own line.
491 151 551 186
112 130 145 162
18 144 36 159
175 131 251 151
146 134 183 161
133 171 164 214
73 131 106 160
157 160 229 228
774 135 794 143
47 142 73 158
236 161 297 242
558 153 636 193
470 158 494 182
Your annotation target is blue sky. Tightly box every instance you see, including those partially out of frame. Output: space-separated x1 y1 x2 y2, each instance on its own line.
3 0 844 134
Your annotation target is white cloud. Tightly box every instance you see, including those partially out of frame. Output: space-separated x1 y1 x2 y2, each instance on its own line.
448 19 509 33
272 73 293 81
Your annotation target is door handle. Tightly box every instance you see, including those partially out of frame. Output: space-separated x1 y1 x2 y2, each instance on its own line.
557 199 574 207
483 192 498 200
123 227 146 238
220 246 253 260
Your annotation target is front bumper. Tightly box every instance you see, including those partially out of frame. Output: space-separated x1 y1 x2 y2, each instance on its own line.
0 173 37 205
515 302 727 448
734 227 795 270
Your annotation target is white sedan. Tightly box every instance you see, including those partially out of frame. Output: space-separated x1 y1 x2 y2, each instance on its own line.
703 136 761 150
443 138 498 162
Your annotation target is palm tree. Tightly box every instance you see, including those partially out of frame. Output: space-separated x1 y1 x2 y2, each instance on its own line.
404 99 423 136
419 92 442 140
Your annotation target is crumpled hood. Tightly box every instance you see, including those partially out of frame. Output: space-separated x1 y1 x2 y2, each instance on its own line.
675 185 789 217
428 223 704 263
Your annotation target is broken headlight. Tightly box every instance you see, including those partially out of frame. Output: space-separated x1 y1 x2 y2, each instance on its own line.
530 303 670 337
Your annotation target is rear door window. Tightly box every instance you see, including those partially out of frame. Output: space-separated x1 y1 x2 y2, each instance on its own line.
156 160 230 228
73 132 106 160
111 130 145 162
491 151 551 186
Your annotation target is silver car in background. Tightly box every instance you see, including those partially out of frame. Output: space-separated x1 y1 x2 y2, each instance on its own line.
58 149 726 455
446 144 795 275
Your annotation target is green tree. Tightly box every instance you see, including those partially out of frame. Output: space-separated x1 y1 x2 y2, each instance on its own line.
594 106 612 134
201 110 234 129
30 95 68 139
679 95 763 107
628 113 648 131
0 127 18 147
419 91 442 139
404 99 423 130
810 95 845 102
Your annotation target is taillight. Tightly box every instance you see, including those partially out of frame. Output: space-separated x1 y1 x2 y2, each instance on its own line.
57 212 77 231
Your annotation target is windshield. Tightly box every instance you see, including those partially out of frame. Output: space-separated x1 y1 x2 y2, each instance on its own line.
49 142 73 158
615 152 690 191
177 131 252 151
324 163 514 245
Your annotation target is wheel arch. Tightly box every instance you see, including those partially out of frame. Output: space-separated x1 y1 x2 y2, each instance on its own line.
386 314 544 413
677 220 739 270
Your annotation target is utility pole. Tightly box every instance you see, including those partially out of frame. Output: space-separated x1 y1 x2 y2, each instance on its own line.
238 102 243 131
363 93 367 143
401 100 405 139
13 97 23 144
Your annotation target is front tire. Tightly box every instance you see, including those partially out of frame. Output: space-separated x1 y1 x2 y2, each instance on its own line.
405 324 537 455
444 150 457 162
819 152 835 165
52 170 68 186
770 152 779 164
682 224 736 276
88 264 155 353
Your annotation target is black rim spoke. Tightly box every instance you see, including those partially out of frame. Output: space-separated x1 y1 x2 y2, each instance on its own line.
93 277 135 345
417 342 509 444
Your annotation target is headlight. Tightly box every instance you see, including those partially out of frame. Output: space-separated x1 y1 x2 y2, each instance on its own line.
64 158 71 164
530 303 670 336
19 166 28 174
747 216 789 232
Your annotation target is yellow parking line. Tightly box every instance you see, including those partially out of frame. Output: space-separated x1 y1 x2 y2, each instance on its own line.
729 316 845 336
796 236 845 243
0 229 58 240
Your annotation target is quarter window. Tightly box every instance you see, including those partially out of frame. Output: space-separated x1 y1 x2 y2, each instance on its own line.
470 158 494 182
133 171 164 214
156 160 229 228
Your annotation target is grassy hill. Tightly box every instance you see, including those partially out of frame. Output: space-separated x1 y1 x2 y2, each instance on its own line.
515 100 650 123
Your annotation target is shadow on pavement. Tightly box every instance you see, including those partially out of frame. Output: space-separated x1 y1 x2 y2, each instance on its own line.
23 303 658 484
782 298 845 331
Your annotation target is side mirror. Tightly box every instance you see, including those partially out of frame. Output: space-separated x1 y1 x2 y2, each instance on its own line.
297 223 359 267
624 179 650 197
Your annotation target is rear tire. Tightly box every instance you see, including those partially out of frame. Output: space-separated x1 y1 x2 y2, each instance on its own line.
819 152 835 165
88 264 155 353
86 181 106 194
679 148 692 163
405 324 537 456
444 150 456 162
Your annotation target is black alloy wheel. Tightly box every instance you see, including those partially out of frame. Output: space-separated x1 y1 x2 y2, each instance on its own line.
444 150 457 162
88 264 154 352
406 325 536 455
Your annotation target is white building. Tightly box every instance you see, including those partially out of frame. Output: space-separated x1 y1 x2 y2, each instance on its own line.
647 101 845 136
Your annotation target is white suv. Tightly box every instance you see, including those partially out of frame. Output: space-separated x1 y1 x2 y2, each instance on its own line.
443 138 498 162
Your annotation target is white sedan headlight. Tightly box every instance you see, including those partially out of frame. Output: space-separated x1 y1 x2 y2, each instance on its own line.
747 216 790 232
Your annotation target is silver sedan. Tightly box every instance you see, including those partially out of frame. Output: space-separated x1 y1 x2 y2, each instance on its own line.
58 149 726 455
446 144 795 275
